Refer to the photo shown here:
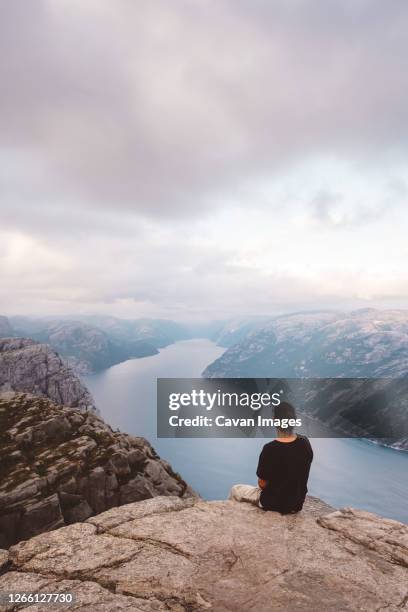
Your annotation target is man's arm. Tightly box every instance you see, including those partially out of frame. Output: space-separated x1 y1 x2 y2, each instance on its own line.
258 478 268 490
257 445 272 489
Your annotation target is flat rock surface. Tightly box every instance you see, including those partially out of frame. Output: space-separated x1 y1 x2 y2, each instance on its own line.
1 496 407 611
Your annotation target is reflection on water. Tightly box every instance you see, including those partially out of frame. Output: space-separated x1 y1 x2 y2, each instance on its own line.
85 339 408 523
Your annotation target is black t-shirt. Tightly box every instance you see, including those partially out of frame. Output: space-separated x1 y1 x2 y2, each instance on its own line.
256 436 313 514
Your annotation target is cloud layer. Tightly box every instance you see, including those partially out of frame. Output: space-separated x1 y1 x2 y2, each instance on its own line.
1 0 408 318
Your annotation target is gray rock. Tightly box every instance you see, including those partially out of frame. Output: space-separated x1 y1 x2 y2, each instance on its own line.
119 476 155 505
1 496 406 611
77 468 107 514
17 494 65 543
127 448 146 469
318 506 408 567
107 452 131 478
0 338 96 410
62 498 93 524
0 393 194 548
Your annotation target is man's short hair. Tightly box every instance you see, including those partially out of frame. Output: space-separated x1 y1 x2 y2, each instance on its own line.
274 401 297 434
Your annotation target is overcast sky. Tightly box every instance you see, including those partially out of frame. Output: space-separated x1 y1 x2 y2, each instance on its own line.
1 0 408 320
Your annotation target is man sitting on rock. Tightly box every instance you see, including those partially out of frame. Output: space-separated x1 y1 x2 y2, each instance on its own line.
229 402 313 514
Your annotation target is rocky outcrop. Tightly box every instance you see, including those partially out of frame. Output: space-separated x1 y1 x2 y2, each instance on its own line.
0 317 13 339
0 393 193 548
0 496 406 611
0 338 95 409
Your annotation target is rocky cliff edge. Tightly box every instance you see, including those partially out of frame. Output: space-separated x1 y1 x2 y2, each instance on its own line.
0 495 407 611
0 393 193 548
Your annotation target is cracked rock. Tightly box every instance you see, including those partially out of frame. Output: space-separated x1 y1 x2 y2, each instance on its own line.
1 496 406 611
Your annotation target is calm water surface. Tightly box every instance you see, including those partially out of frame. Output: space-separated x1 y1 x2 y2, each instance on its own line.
85 339 408 523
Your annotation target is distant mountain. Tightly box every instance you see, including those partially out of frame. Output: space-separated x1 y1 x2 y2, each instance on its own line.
0 338 96 410
182 317 274 348
127 317 191 347
10 318 159 374
0 315 13 338
7 316 45 335
182 319 227 341
8 316 194 374
212 316 273 347
204 309 408 378
203 309 408 449
78 315 191 348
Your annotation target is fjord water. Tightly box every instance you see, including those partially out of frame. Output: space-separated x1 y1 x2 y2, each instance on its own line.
85 339 408 523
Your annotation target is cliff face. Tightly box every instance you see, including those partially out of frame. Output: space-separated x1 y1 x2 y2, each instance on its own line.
0 496 406 611
0 393 193 548
0 338 95 410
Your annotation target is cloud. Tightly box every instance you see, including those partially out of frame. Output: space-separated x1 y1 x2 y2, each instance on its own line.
2 0 408 218
1 0 408 317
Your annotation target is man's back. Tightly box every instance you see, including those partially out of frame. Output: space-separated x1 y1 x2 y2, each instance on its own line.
256 435 313 513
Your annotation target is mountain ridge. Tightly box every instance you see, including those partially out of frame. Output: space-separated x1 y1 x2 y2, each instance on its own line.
8 316 193 374
204 309 408 449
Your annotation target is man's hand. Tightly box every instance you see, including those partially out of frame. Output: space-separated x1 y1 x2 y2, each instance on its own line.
258 478 268 490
